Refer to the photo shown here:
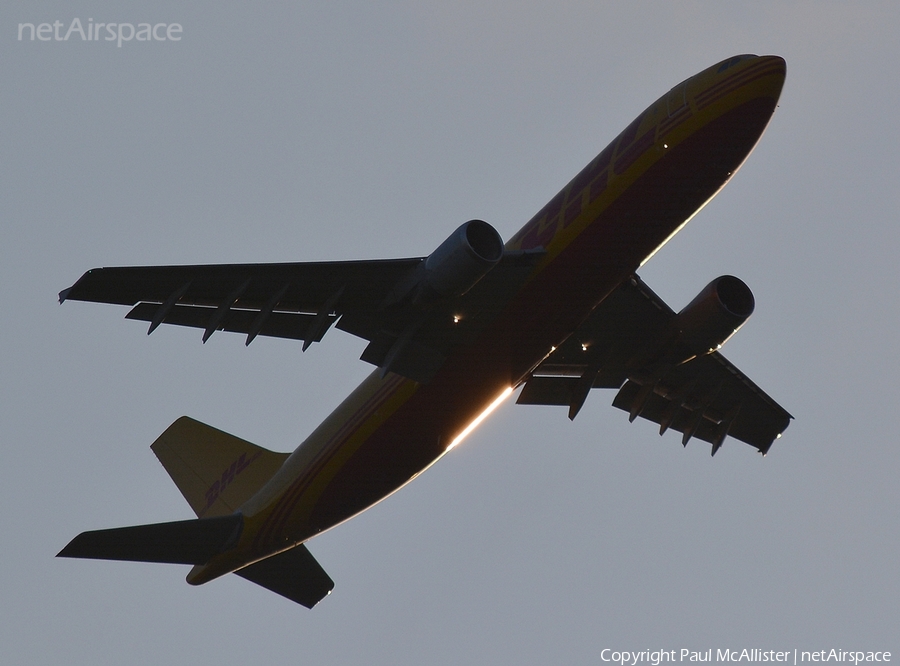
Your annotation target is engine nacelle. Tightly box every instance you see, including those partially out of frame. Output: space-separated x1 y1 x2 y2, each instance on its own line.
674 275 755 356
417 220 504 301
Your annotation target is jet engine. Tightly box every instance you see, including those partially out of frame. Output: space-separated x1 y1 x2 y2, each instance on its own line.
414 220 504 302
673 275 755 357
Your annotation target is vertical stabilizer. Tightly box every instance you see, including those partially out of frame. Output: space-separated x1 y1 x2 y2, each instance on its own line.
152 416 289 518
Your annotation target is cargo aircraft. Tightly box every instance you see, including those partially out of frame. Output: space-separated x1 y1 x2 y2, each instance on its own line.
58 54 792 608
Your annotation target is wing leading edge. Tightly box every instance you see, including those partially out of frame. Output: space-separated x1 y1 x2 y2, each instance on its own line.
517 275 791 455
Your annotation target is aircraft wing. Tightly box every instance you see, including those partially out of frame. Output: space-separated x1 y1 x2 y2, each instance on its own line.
517 275 791 455
60 258 424 346
60 251 544 378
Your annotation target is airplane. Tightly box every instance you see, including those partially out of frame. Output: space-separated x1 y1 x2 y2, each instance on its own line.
58 54 792 609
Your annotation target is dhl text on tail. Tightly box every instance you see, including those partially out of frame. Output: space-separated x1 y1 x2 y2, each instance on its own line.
58 54 791 608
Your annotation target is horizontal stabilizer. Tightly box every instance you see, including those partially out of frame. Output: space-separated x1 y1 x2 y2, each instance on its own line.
235 544 334 609
57 513 243 565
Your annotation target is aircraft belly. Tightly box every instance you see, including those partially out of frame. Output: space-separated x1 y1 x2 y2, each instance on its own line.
307 351 513 532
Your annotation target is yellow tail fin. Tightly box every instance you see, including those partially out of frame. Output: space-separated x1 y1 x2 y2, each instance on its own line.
151 416 289 518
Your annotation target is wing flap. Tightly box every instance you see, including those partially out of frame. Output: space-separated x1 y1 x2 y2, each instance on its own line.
125 302 335 343
611 351 792 454
59 259 421 346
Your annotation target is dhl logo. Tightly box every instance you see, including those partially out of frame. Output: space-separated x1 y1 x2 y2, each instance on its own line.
201 451 263 515
511 98 686 253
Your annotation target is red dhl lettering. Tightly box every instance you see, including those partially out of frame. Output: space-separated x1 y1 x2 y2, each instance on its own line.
614 122 656 175
513 99 676 249
520 213 559 250
562 197 582 229
565 143 614 203
616 109 648 152
514 188 566 250
202 451 263 513
589 170 608 202
612 102 662 177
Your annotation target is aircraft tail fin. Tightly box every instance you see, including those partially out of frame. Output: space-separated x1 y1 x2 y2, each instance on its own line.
57 514 243 565
234 544 334 608
151 416 289 518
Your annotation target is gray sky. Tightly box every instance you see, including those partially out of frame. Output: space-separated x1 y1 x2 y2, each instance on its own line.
3 2 898 663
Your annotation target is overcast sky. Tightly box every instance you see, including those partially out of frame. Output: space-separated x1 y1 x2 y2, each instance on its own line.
3 2 899 664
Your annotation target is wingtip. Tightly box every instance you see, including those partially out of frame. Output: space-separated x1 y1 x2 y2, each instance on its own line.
57 532 87 559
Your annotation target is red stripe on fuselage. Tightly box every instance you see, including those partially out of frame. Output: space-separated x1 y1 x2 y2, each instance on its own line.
253 373 407 551
696 60 785 110
698 58 778 101
658 103 691 137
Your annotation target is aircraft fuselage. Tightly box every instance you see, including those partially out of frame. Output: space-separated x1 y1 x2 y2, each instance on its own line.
188 54 787 585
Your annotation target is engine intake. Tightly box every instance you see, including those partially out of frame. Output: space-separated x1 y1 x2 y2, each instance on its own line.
418 220 504 301
674 275 755 356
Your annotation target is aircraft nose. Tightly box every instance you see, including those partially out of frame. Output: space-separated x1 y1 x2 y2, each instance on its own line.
761 54 786 70
754 55 787 100
691 54 787 121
